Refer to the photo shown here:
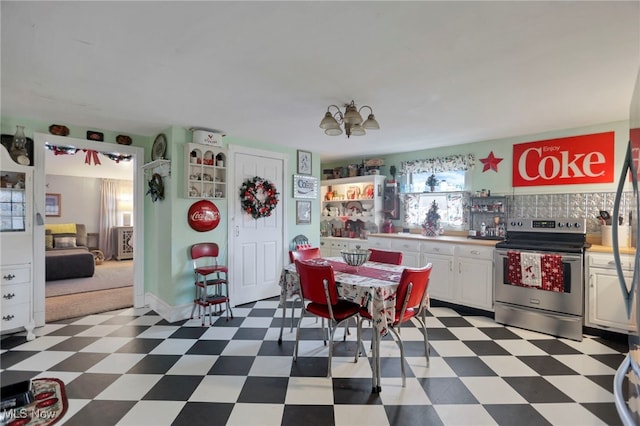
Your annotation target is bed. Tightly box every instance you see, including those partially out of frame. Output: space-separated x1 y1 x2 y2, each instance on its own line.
45 223 95 281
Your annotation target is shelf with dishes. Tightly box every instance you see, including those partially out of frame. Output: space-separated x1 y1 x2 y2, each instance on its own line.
184 143 227 199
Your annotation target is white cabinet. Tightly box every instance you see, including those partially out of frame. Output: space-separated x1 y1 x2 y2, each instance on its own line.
1 263 34 340
320 237 369 257
422 242 455 302
1 146 35 340
114 226 134 260
388 238 422 268
184 143 227 199
455 245 494 310
586 252 637 333
320 175 386 237
422 241 494 311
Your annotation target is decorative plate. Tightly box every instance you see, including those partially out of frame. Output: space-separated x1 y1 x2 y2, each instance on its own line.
152 134 167 160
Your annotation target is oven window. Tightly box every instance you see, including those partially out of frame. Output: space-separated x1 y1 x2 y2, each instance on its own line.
502 254 572 293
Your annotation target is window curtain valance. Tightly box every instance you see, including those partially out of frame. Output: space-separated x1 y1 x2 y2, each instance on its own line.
400 154 475 174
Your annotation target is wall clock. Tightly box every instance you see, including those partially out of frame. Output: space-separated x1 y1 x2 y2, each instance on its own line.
151 134 167 160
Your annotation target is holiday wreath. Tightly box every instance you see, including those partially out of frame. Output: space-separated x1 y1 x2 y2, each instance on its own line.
240 176 279 219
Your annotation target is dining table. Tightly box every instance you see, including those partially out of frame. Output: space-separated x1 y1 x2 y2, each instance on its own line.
278 256 406 392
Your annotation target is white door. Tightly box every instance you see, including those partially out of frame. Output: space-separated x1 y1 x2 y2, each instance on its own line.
229 146 287 306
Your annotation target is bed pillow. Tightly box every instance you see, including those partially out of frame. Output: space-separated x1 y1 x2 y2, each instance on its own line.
75 224 87 247
54 236 77 249
45 234 54 250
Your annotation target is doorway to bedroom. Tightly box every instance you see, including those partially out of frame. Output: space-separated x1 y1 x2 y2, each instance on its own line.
33 133 144 325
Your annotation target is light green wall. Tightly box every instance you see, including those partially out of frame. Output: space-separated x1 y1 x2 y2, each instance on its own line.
164 126 321 307
324 120 629 196
1 116 320 309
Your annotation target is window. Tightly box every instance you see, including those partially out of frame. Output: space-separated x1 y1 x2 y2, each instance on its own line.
401 170 469 230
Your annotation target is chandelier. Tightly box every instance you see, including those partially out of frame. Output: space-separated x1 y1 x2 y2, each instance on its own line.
319 100 380 138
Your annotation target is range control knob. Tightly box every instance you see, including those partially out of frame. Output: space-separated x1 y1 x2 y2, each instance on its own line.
510 221 517 227
558 222 564 228
574 222 581 228
565 222 572 228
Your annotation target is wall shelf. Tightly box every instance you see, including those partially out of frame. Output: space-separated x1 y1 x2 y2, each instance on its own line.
142 159 171 177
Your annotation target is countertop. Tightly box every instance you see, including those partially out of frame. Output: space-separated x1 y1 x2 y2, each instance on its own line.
358 233 499 247
323 234 638 254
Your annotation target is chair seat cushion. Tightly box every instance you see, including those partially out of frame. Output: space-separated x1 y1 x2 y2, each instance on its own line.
307 300 360 321
195 265 228 276
360 307 416 326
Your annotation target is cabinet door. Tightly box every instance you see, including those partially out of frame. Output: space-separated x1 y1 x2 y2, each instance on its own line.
389 239 421 267
319 239 331 258
587 267 637 333
422 253 454 302
456 257 494 311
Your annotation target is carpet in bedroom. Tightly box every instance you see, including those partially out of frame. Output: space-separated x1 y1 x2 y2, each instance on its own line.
45 260 133 297
45 260 134 322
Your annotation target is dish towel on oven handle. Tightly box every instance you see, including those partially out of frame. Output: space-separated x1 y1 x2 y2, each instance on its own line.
520 252 542 287
541 253 564 292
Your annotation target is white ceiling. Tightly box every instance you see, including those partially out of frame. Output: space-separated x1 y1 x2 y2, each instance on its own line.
2 1 639 162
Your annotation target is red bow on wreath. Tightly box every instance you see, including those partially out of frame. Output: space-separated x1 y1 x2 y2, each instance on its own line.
83 149 101 165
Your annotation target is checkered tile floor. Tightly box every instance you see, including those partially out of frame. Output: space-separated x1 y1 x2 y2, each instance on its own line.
0 297 631 425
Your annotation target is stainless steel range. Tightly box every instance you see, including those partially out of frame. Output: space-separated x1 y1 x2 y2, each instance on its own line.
494 218 590 341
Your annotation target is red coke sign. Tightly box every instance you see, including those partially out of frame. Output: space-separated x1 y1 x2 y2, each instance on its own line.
512 131 614 187
188 200 220 232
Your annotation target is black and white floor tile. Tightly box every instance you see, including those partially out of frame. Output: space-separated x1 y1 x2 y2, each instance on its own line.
0 297 631 425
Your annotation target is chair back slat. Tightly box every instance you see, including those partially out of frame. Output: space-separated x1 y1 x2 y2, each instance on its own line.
369 249 403 265
396 264 433 314
289 247 321 263
294 259 338 305
191 243 220 260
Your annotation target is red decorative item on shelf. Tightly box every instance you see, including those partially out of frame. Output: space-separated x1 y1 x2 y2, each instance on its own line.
188 200 221 232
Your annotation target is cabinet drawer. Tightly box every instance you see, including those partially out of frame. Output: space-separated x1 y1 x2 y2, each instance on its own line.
0 302 29 332
588 253 634 270
330 241 349 250
421 242 454 256
1 283 29 307
455 245 494 260
389 239 421 253
367 237 391 249
1 266 30 285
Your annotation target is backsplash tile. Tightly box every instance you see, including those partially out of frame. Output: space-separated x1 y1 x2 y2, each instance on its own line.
508 191 633 234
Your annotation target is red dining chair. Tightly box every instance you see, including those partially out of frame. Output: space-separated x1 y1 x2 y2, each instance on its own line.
288 247 321 263
189 242 233 325
287 247 322 331
358 263 432 388
294 259 361 377
368 248 403 265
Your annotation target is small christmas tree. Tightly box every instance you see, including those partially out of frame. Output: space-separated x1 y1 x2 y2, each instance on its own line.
422 200 441 236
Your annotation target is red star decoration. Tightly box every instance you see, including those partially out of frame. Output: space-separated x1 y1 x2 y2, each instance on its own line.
479 151 503 173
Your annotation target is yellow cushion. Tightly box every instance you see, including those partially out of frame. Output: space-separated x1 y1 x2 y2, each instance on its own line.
45 223 77 234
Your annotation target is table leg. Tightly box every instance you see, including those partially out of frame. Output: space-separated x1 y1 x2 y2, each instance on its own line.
278 286 286 345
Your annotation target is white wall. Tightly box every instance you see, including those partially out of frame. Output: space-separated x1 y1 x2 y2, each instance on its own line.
45 175 101 233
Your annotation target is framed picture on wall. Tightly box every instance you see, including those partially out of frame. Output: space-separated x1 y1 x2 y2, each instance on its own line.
296 200 311 224
45 193 61 217
293 175 318 199
297 150 312 175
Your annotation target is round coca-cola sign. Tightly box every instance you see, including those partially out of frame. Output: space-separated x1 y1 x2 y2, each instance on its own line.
188 200 220 232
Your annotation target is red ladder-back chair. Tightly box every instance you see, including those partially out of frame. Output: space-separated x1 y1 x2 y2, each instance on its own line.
189 243 233 325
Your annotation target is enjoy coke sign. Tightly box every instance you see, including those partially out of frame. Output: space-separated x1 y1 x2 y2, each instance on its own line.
512 132 614 187
188 200 220 232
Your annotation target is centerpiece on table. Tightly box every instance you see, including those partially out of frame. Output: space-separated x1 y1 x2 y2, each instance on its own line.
422 200 441 236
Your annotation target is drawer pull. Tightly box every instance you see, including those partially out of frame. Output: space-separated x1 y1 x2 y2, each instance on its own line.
3 293 16 300
3 274 16 281
471 250 480 255
2 315 15 321
433 248 440 252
